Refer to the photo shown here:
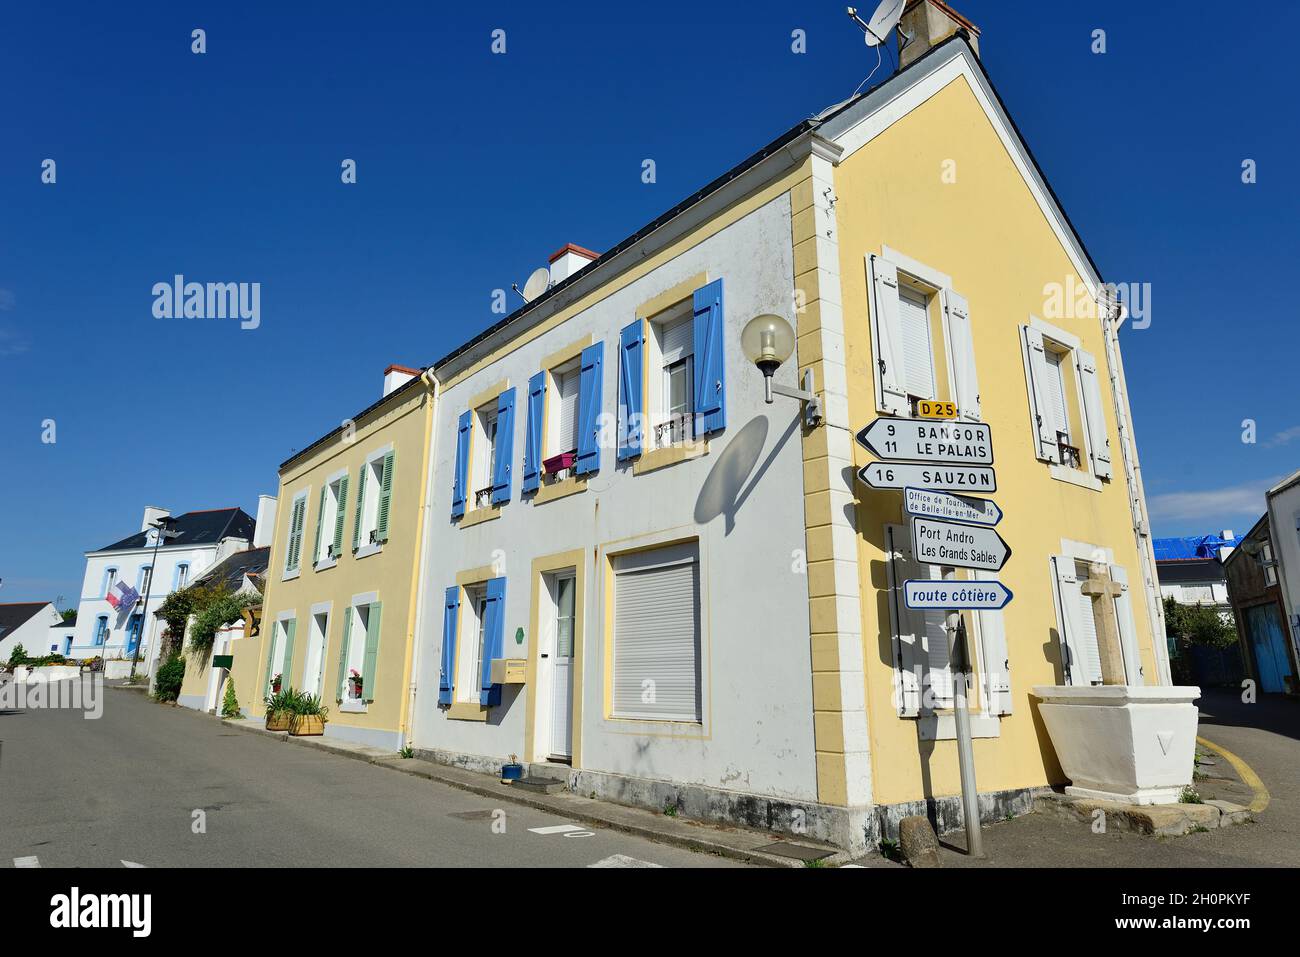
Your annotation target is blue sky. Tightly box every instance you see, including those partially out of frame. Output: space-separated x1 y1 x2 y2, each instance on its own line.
2 1 1296 606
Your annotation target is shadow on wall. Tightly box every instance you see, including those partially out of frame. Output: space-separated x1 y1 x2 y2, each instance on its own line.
693 412 802 535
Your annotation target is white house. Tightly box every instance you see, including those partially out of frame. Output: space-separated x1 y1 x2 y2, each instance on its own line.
70 504 263 678
0 602 64 662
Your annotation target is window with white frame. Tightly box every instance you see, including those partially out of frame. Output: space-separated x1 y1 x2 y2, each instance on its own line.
314 472 349 564
1049 552 1141 687
1261 542 1279 587
883 524 1012 719
136 565 152 594
173 563 189 590
1020 320 1112 479
611 542 701 722
544 360 581 479
472 405 499 508
94 615 109 646
352 449 393 552
645 304 695 450
455 585 489 704
866 251 980 422
101 567 118 598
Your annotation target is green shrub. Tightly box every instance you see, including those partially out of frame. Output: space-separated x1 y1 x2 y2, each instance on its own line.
7 643 26 666
220 678 241 718
153 656 186 702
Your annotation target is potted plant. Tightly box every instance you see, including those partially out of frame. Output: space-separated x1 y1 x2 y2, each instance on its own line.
270 672 283 695
289 693 329 736
264 688 293 732
348 668 363 700
542 450 577 475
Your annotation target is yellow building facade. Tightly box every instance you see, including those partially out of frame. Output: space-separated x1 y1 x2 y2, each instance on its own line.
243 367 437 749
399 32 1166 853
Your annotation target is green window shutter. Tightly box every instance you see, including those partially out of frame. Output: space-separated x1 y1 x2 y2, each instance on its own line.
375 451 395 542
311 487 327 568
281 619 297 687
336 607 353 700
362 602 382 702
351 466 368 552
286 498 305 571
332 475 349 556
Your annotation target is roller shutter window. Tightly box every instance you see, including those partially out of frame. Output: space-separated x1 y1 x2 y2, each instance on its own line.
612 544 701 722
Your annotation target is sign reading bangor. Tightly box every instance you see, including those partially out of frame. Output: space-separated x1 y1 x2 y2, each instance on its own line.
855 417 994 466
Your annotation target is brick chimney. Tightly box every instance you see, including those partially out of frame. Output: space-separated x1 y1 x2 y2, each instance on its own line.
899 0 980 68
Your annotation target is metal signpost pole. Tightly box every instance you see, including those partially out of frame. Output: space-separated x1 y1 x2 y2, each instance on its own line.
945 567 983 857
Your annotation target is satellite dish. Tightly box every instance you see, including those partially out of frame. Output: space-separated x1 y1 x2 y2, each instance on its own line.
521 266 551 302
848 0 904 47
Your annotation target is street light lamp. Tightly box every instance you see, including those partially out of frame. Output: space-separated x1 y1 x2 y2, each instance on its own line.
129 516 178 680
741 314 822 427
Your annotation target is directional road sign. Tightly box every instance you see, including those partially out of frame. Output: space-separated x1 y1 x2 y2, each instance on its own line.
910 516 1011 572
903 579 1014 610
857 462 997 493
855 417 994 465
903 487 1003 527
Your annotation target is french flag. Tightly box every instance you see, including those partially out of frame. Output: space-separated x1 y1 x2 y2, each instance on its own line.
105 580 139 611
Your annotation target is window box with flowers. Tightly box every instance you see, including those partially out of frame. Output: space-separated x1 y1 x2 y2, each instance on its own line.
347 668 364 701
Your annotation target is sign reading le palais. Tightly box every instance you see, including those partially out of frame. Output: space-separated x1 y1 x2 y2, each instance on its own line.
855 417 994 466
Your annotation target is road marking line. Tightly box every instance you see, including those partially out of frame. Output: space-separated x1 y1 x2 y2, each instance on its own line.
588 854 662 868
1197 735 1270 813
528 824 587 835
14 856 40 868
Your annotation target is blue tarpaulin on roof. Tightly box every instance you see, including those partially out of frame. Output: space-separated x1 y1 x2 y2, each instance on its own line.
1153 533 1244 561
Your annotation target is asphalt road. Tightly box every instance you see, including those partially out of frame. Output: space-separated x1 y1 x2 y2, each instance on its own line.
860 688 1300 868
0 681 744 868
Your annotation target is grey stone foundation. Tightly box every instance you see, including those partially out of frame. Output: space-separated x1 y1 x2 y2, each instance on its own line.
412 744 1045 857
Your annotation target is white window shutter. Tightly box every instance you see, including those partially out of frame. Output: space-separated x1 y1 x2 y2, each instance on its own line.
943 289 980 421
884 524 923 716
1110 565 1144 685
867 255 909 415
975 570 1011 714
1050 555 1088 686
1020 325 1059 463
1076 349 1113 479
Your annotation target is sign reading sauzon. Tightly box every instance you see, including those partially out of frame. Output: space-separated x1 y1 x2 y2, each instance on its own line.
855 417 994 466
858 462 997 492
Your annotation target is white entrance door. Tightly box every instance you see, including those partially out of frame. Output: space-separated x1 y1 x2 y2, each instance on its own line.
303 612 327 698
549 574 576 759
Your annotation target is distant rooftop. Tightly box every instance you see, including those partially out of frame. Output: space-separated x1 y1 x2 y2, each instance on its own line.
95 508 256 553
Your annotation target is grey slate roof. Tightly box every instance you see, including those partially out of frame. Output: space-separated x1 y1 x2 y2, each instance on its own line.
191 547 271 595
95 508 256 553
0 602 53 636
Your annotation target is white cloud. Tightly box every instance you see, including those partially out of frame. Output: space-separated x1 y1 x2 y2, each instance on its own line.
0 325 28 357
1147 475 1280 523
1264 425 1300 448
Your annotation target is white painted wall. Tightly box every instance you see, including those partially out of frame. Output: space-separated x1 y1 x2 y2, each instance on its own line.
0 604 63 661
1267 479 1300 662
412 194 820 802
71 545 220 669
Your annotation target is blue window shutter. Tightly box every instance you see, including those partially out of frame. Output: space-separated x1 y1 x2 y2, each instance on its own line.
617 320 643 461
491 388 516 505
451 410 472 518
522 371 546 494
480 577 506 706
693 279 726 434
439 587 458 705
576 342 604 475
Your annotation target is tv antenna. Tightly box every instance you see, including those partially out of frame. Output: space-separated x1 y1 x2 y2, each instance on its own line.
512 266 552 304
